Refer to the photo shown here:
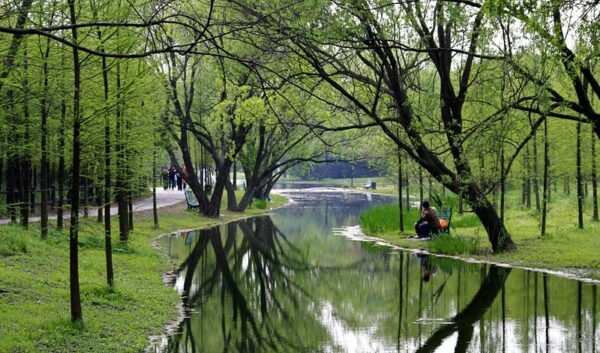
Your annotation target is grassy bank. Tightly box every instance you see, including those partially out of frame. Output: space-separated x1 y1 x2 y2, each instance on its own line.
359 191 600 279
0 194 287 353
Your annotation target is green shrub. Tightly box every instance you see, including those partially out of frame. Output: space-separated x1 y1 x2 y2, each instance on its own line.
427 234 480 255
360 204 420 235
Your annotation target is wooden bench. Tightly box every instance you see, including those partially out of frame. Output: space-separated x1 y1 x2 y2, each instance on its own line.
185 189 199 210
436 207 452 236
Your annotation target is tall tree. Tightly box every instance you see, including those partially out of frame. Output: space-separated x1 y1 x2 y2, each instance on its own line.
67 0 83 322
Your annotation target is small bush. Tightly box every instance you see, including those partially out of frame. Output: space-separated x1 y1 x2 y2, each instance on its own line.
427 235 480 255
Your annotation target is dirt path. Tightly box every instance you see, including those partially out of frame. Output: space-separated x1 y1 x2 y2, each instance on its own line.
0 188 185 225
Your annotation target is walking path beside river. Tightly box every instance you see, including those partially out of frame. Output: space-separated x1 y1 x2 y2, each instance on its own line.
0 188 185 225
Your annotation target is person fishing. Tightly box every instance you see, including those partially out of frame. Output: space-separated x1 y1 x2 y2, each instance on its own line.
414 201 440 238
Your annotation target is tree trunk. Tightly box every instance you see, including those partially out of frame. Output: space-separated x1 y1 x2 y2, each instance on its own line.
577 120 583 229
397 145 404 232
592 125 598 221
405 154 410 209
152 147 158 229
500 148 505 223
57 92 66 229
128 190 133 231
541 118 549 236
464 183 515 252
99 43 113 287
225 179 237 212
419 166 423 206
40 39 51 238
526 145 531 209
20 46 31 229
83 177 89 218
68 0 83 322
533 134 541 212
115 62 128 242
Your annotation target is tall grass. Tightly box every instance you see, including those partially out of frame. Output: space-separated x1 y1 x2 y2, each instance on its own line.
0 226 33 256
360 204 420 235
427 234 480 255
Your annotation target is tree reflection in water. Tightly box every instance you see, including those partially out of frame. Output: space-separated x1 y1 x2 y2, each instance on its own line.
416 265 511 353
162 216 315 353
150 207 599 353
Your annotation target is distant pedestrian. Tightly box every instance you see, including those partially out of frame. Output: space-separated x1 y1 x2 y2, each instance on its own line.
176 171 183 191
169 167 176 190
161 167 169 190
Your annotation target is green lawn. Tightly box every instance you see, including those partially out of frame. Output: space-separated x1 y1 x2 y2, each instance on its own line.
0 194 288 353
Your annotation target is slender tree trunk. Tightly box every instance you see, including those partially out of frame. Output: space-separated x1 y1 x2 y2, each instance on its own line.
68 0 83 322
526 145 532 209
533 134 541 212
418 166 423 206
233 159 237 191
397 145 404 232
40 39 51 238
99 41 113 287
577 120 584 229
500 148 505 223
128 190 133 231
405 155 410 209
592 125 598 221
20 49 31 229
116 62 128 242
83 176 89 218
57 91 66 229
428 176 432 201
152 147 158 229
541 118 549 236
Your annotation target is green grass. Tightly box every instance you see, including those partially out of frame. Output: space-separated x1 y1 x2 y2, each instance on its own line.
0 194 288 353
359 189 600 275
360 204 420 236
427 234 480 255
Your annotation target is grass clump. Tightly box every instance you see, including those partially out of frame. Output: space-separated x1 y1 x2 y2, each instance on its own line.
360 204 420 235
0 226 32 256
253 198 269 209
427 235 480 255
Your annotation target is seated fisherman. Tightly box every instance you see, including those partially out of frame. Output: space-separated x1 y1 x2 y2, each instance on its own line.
414 201 440 238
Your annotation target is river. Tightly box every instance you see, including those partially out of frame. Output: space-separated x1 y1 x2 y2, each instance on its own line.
149 188 599 353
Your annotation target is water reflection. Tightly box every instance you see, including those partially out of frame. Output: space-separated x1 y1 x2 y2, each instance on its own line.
151 191 599 353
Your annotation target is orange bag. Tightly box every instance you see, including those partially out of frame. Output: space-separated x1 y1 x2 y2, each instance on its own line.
439 219 448 229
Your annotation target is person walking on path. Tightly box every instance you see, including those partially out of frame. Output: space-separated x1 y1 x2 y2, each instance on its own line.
169 166 176 190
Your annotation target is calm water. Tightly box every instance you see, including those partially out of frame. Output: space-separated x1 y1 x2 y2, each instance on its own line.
150 190 599 353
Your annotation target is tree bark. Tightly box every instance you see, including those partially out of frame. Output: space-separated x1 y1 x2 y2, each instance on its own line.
57 87 66 229
99 38 113 287
577 120 584 229
40 37 51 238
67 0 83 323
19 47 31 229
593 124 599 221
115 62 128 242
533 134 541 212
541 118 549 236
397 145 404 232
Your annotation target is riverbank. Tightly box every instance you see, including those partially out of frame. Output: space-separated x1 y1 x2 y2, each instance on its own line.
0 194 288 353
359 191 600 281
